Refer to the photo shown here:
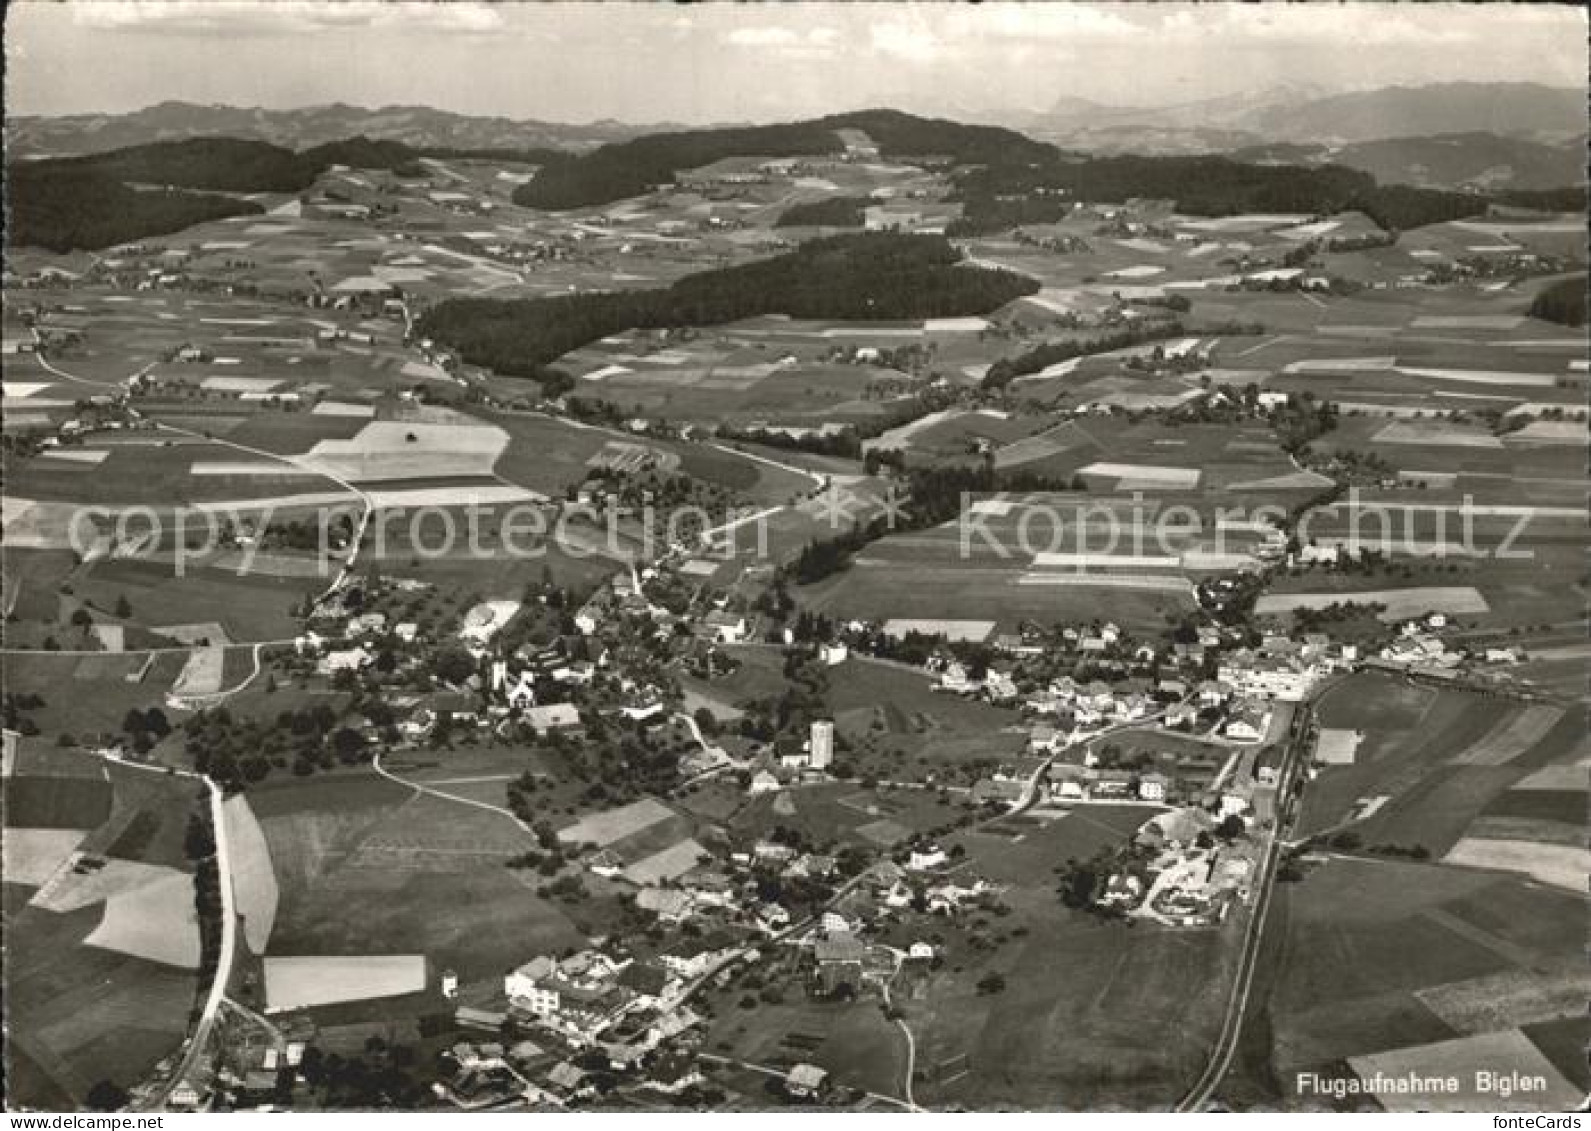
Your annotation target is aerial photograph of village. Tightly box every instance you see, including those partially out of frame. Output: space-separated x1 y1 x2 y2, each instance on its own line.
1 0 1585 1116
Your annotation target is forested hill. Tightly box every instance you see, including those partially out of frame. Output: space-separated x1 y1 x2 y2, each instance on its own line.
6 163 265 254
512 108 1056 211
24 134 566 194
416 233 1037 391
947 154 1497 234
1527 274 1588 328
6 135 565 251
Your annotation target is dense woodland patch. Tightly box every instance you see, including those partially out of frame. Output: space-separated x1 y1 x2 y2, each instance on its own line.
1528 274 1588 327
416 233 1038 392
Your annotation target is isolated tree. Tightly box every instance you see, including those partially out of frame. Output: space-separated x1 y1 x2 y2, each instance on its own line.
85 1080 128 1111
114 594 133 619
692 707 719 738
331 726 367 764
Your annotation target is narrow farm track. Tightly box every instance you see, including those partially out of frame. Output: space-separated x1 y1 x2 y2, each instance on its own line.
371 749 537 837
879 964 923 1111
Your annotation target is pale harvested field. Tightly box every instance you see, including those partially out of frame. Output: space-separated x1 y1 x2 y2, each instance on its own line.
188 460 307 476
311 401 376 418
3 828 86 886
621 837 711 886
1506 420 1586 444
556 796 674 849
224 794 280 955
190 490 357 513
3 382 56 398
37 449 110 466
31 858 184 913
1512 758 1589 792
1255 586 1489 621
1313 728 1362 766
1348 1029 1582 1112
1077 462 1201 488
200 376 284 393
1226 470 1333 491
1371 422 1503 449
1442 838 1589 892
1415 968 1587 1034
881 618 997 642
84 870 200 969
170 645 225 697
1396 367 1559 388
1017 573 1192 593
1 499 85 550
263 954 427 1012
1409 315 1526 330
1450 707 1565 767
1031 551 1180 569
364 482 543 509
301 420 508 482
1283 356 1396 373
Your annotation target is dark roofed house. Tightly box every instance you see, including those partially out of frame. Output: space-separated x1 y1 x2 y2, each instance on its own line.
456 1006 507 1032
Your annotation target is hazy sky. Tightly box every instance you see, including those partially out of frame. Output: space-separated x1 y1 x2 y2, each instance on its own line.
7 1 1587 123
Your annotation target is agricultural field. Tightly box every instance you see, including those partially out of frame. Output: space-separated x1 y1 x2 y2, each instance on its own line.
1300 673 1581 856
705 994 912 1102
1 650 192 740
898 805 1231 1109
2 82 1587 1116
731 780 973 850
1224 856 1586 1110
1441 727 1589 891
799 540 1199 637
240 770 587 1011
3 749 205 1108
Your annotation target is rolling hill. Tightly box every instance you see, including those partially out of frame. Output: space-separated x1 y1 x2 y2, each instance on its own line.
512 108 1057 211
3 100 648 159
1231 133 1588 193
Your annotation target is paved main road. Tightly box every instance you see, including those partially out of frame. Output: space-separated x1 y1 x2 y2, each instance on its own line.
78 755 236 1112
1175 695 1315 1111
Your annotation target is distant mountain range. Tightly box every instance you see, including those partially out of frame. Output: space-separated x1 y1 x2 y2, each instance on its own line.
1034 82 1585 143
1025 82 1588 189
4 100 659 158
1231 133 1588 194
